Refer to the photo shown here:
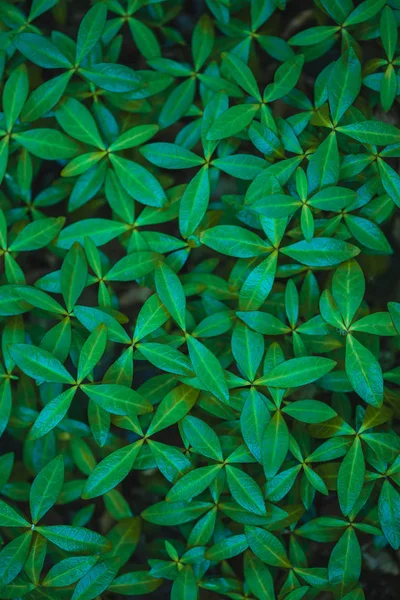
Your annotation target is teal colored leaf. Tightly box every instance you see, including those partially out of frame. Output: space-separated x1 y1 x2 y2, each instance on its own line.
30 455 64 523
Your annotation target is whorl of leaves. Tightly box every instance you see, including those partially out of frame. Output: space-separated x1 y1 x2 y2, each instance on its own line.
0 0 400 599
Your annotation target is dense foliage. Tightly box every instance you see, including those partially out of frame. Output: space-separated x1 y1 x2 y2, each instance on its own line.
0 0 400 598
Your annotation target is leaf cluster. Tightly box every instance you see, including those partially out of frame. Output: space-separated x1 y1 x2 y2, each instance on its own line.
0 0 400 599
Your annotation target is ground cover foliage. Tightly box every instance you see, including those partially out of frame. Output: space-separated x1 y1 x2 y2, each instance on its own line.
0 0 400 598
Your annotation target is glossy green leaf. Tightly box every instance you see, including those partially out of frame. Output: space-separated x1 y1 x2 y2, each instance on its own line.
9 343 74 384
187 335 229 403
345 335 383 407
75 3 107 64
42 555 99 588
246 526 290 568
256 357 336 388
337 437 365 516
30 455 64 523
36 525 111 553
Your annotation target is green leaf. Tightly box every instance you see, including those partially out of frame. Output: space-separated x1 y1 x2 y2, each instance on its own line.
249 193 301 218
244 551 275 600
155 262 186 330
337 121 400 146
345 214 392 253
171 565 198 600
167 464 222 502
338 437 365 517
159 78 196 129
303 465 329 496
129 17 161 60
222 52 261 100
77 324 107 383
108 570 162 595
110 155 167 208
187 335 229 403
381 6 398 62
137 343 193 377
133 294 169 341
14 33 72 68
282 400 336 423
81 384 152 416
75 3 107 64
289 26 339 47
245 526 290 568
42 556 99 588
36 525 111 554
389 302 400 335
30 455 64 523
29 0 58 20
179 166 210 238
187 507 216 547
147 384 198 436
308 187 356 211
255 356 336 388
240 388 271 462
307 132 340 193
104 517 140 564
141 500 212 526
56 98 105 149
232 320 264 382
0 137 8 186
9 217 64 252
71 558 120 600
57 219 127 250
30 386 77 440
332 260 365 328
140 142 204 169
226 465 266 515
328 527 361 596
9 343 74 384
380 64 397 112
148 440 192 484
0 531 32 586
82 441 143 499
249 121 283 157
378 480 400 550
105 251 159 282
213 154 267 180
62 152 105 178
264 55 304 102
205 534 248 562
74 305 131 344
24 533 47 586
266 465 301 502
206 104 259 140
378 158 400 208
80 63 141 92
344 0 386 26
281 238 360 267
239 251 278 311
192 15 214 71
104 169 134 224
14 129 80 160
61 242 88 312
201 225 269 258
3 64 29 132
328 48 361 125
182 415 223 461
320 0 352 24
109 124 159 152
261 411 289 479
345 335 383 407
0 500 30 528
15 285 65 315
